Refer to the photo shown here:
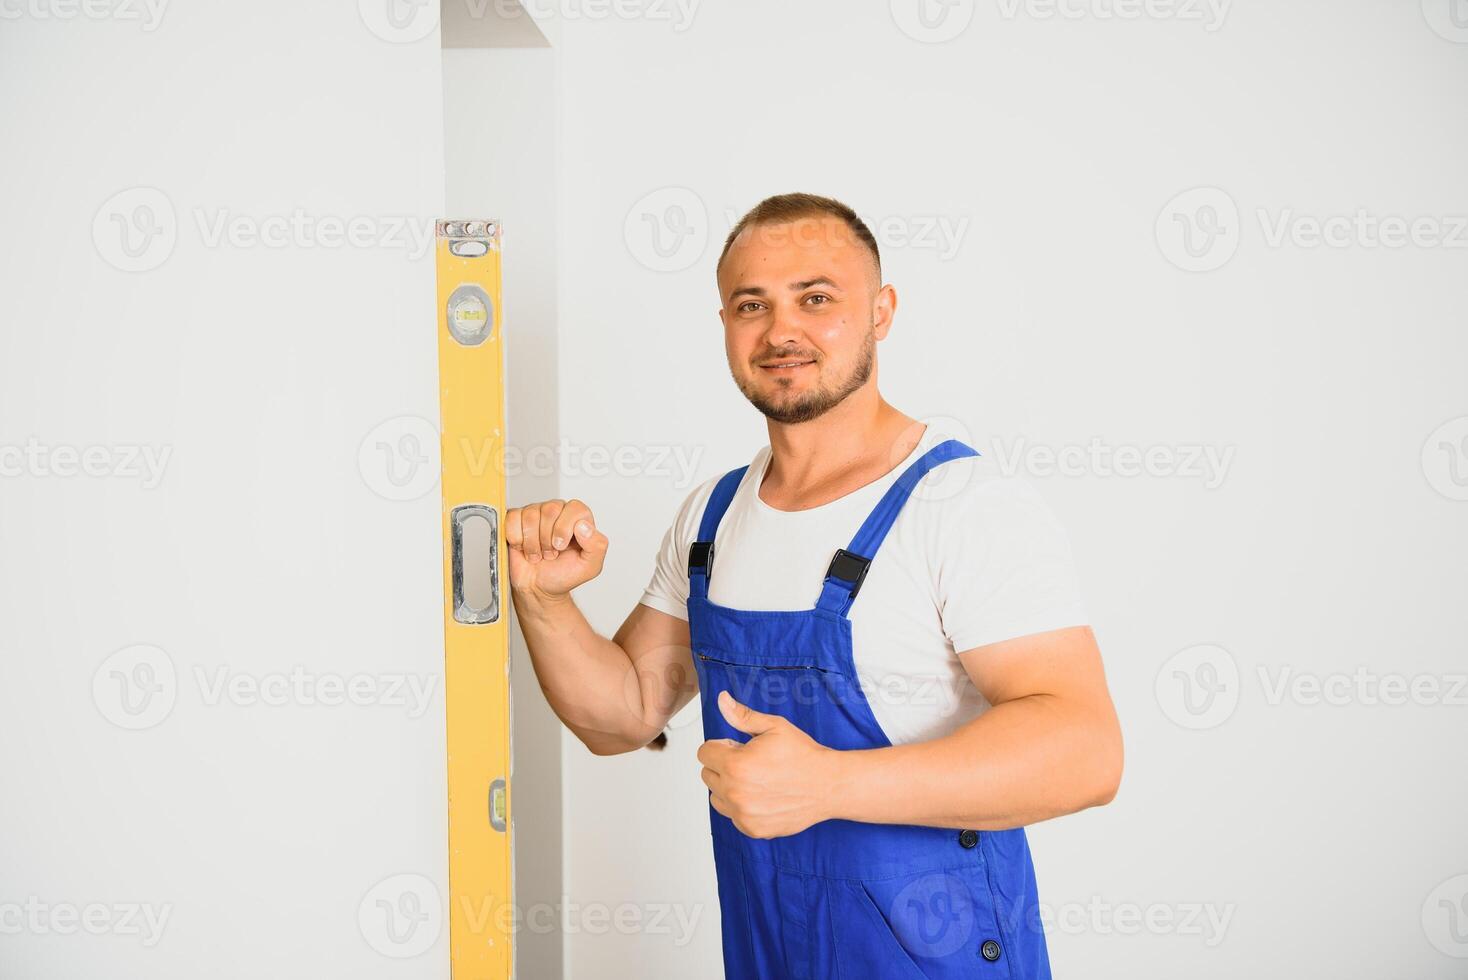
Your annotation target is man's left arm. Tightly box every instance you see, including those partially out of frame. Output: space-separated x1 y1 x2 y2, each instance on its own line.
827 624 1122 830
699 625 1122 838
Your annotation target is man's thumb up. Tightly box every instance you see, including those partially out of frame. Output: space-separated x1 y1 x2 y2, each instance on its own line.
718 690 784 738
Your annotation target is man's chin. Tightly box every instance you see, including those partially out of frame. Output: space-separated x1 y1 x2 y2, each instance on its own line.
748 395 832 426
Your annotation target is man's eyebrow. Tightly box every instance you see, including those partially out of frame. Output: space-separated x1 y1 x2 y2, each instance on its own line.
728 277 842 301
792 277 841 291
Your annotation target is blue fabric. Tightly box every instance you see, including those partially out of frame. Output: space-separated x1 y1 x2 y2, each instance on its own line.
688 438 1051 979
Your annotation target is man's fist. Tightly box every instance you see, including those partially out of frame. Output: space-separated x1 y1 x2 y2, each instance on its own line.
504 498 609 602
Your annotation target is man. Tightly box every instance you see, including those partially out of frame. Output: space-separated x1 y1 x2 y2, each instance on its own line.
506 193 1122 979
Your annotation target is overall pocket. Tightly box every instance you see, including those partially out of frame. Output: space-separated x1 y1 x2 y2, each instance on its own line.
839 865 1013 979
828 877 930 980
697 650 840 727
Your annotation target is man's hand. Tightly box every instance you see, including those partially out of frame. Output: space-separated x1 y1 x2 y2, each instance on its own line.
697 691 836 839
505 498 609 604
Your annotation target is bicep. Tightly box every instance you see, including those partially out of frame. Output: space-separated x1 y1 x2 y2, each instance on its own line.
614 601 699 727
957 625 1111 711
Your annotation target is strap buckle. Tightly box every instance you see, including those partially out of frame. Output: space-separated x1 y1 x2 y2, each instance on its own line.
826 548 871 598
687 541 714 577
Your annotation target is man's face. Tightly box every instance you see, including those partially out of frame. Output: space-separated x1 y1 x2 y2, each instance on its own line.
717 216 889 425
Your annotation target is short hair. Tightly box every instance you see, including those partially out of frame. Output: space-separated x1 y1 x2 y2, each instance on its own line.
716 192 881 279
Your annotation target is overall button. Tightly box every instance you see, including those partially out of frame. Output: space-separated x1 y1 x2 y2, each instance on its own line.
980 940 1002 961
958 829 978 849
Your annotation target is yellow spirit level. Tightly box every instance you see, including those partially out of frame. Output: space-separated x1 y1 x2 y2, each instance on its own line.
436 219 512 979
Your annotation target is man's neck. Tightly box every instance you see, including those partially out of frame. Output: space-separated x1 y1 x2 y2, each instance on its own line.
760 396 925 511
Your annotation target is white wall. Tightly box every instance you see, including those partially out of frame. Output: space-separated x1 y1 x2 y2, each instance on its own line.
0 5 449 978
443 43 564 980
547 2 1468 978
4 2 1467 979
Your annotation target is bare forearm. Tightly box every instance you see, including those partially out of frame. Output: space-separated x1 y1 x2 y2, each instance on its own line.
825 694 1123 830
512 589 660 754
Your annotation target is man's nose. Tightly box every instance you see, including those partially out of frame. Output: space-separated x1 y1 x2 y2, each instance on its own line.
762 303 804 348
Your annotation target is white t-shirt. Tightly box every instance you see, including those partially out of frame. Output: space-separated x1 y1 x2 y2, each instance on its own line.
638 420 1090 746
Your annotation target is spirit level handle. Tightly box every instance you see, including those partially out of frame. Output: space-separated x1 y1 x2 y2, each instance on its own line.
451 504 500 625
489 778 508 833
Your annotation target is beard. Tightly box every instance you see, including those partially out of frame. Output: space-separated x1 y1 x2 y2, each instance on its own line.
734 324 876 425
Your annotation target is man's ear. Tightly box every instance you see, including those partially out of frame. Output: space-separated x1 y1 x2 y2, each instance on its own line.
873 283 898 340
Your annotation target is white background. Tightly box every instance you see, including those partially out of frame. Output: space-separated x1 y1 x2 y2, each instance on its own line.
3 1 1467 978
0 4 450 978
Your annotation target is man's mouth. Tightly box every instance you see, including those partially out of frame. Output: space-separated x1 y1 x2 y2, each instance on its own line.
759 359 816 373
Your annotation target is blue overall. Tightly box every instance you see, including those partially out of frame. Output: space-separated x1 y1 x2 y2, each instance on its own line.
687 438 1051 980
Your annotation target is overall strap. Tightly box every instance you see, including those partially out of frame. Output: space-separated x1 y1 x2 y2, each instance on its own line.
816 438 980 617
687 464 749 600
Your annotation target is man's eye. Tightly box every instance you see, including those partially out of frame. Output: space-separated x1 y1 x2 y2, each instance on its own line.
805 294 830 305
739 302 763 313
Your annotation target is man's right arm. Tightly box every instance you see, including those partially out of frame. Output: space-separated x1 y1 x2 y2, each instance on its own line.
507 497 697 755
